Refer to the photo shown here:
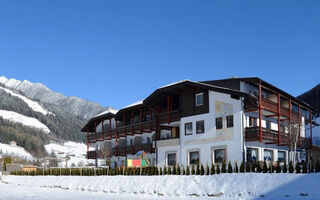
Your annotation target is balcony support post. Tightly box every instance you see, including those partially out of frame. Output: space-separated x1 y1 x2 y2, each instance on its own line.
309 109 313 147
277 94 281 145
259 83 262 143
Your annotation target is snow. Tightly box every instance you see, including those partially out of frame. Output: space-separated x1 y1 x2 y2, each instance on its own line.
0 142 34 161
0 85 53 116
158 80 190 89
94 107 118 118
122 100 144 109
0 110 51 134
2 174 320 200
45 142 94 167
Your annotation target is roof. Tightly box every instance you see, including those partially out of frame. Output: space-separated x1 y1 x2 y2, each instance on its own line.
144 80 254 105
122 100 144 109
93 107 118 118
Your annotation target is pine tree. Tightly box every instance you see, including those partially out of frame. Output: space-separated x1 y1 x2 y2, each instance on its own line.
228 162 233 173
283 162 288 173
168 166 172 175
302 162 307 174
196 164 200 175
240 161 244 173
177 165 181 175
245 162 251 172
251 162 256 173
309 161 314 173
256 162 262 173
216 164 220 174
182 166 186 175
206 164 210 175
234 162 239 173
289 161 294 173
315 160 320 173
275 162 281 173
155 167 159 175
173 165 177 175
263 161 268 173
200 164 205 175
186 166 190 176
295 162 301 174
163 166 167 175
159 167 163 175
221 162 227 173
211 163 215 175
191 165 195 175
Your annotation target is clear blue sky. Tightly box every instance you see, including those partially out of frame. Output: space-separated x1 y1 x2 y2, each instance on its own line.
1 1 319 109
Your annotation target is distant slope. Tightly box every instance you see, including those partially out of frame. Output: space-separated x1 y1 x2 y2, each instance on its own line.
297 83 320 114
0 142 34 161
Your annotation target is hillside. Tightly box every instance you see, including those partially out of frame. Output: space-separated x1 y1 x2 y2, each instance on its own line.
0 76 106 158
297 84 320 115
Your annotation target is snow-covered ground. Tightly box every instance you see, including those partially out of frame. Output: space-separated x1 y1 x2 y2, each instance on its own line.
0 110 51 133
0 142 34 161
0 85 53 116
2 174 320 200
45 141 94 167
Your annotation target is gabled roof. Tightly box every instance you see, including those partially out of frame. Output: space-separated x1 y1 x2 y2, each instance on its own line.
202 77 315 111
144 80 254 105
81 107 118 132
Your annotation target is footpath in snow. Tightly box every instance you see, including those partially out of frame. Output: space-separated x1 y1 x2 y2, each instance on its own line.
2 174 320 200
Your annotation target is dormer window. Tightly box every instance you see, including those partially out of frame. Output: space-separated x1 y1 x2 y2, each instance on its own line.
195 93 204 106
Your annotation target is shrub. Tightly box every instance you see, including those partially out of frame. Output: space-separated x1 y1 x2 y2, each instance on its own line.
221 162 226 173
211 163 215 175
309 161 314 173
191 165 195 175
289 161 294 173
183 166 186 175
302 162 307 174
262 161 268 173
234 162 239 173
315 160 320 173
251 162 256 173
256 162 262 173
186 166 190 176
245 162 250 172
269 165 274 173
200 164 205 175
172 165 176 175
177 165 181 175
275 162 281 173
196 164 200 175
295 162 301 174
228 162 233 173
159 167 163 175
206 164 210 175
240 161 244 173
168 166 172 175
283 162 288 173
3 157 12 171
163 166 167 175
216 164 220 174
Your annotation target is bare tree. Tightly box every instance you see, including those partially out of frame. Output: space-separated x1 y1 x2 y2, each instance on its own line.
100 143 112 167
284 120 301 164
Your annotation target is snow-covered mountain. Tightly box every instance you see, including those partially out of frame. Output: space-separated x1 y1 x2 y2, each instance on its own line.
0 76 104 119
0 142 34 161
0 75 107 159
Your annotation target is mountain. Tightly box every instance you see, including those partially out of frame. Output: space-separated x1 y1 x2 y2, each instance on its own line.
0 76 106 157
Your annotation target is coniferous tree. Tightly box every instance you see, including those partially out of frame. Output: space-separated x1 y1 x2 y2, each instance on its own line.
168 166 172 175
183 166 186 175
206 164 210 175
289 161 294 173
196 164 200 175
263 161 268 173
302 162 307 174
283 162 288 173
295 162 301 174
163 166 167 175
173 165 177 175
251 162 256 173
186 166 190 176
256 162 262 173
245 162 251 172
234 162 239 173
177 165 181 175
200 164 205 175
191 165 195 175
211 163 215 175
309 161 314 173
221 162 227 173
159 167 163 175
240 161 245 173
275 162 281 173
228 162 233 173
315 160 320 173
216 164 220 174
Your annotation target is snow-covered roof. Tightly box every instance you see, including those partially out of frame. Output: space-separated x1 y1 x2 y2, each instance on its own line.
158 79 190 89
94 106 118 118
122 100 144 109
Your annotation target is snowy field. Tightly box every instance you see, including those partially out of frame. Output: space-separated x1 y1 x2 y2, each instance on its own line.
0 142 34 161
2 174 320 200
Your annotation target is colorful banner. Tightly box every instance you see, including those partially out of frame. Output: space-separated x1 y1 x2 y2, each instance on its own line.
127 159 146 167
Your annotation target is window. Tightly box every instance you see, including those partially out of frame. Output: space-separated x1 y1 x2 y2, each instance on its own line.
196 120 205 134
266 121 271 129
247 148 258 163
278 151 286 164
195 93 204 106
185 122 193 135
264 150 273 162
214 149 226 163
226 115 234 128
249 117 257 127
167 153 176 166
189 151 200 165
216 117 223 129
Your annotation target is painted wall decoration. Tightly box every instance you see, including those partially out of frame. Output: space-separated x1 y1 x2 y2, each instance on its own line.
215 101 234 140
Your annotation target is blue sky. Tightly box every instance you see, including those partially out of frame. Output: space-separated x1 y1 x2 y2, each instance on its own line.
1 1 320 109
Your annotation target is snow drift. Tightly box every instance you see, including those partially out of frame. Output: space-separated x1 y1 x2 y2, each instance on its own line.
2 174 320 200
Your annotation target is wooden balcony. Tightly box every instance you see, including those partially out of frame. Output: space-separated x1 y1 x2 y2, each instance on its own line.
158 110 181 124
113 144 154 156
245 126 312 149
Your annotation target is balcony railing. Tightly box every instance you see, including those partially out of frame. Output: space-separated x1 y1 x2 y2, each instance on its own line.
245 126 312 149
